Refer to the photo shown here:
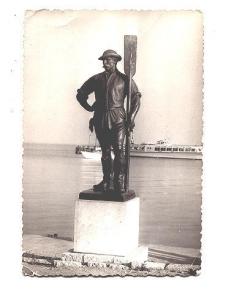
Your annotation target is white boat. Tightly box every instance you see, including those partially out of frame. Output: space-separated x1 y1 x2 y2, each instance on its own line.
130 143 202 160
130 150 202 160
81 150 102 160
81 147 115 160
77 141 202 160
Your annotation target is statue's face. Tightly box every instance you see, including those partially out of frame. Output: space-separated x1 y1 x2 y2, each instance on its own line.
103 57 117 71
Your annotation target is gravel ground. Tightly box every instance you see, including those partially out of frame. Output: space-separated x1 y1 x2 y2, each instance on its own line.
22 262 200 277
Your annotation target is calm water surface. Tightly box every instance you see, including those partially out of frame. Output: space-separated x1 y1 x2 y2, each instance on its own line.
23 148 202 250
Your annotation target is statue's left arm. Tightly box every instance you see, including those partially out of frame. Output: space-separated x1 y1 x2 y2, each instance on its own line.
128 79 141 131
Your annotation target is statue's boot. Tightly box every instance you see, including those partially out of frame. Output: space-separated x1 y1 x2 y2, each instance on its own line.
93 157 112 192
93 180 110 192
114 173 125 194
113 152 125 194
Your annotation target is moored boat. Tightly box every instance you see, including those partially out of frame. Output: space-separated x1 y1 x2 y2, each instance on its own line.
76 141 202 160
81 150 102 160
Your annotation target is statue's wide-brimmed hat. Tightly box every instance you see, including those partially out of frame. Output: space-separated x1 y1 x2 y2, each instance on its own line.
98 49 122 61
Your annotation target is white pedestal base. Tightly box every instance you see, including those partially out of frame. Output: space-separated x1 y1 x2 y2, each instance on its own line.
74 197 140 256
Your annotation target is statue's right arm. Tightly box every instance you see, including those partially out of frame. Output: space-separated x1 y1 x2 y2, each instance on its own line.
76 76 96 112
127 80 141 130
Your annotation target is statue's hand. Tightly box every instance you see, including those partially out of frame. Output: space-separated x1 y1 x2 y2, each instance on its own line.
89 118 94 132
91 102 96 111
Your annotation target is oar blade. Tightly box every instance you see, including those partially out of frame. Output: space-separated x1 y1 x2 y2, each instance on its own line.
124 35 137 77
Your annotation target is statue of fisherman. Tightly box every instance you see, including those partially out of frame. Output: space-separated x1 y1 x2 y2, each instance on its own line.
76 49 141 193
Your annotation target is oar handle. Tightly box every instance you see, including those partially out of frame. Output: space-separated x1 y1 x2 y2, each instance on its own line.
124 73 132 192
124 35 137 192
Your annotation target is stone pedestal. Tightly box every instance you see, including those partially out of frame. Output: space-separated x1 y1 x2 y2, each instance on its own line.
74 193 143 257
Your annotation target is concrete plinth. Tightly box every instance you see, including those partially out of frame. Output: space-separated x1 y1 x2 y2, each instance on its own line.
74 197 141 256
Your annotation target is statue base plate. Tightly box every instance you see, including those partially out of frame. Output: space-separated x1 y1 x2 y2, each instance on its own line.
79 189 136 201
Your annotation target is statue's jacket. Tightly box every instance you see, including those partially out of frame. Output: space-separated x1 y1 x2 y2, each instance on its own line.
76 69 141 130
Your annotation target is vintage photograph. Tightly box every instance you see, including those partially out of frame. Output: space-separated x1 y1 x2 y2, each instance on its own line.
22 10 203 277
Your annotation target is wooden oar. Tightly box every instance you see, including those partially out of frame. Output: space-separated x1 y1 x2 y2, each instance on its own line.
124 35 137 192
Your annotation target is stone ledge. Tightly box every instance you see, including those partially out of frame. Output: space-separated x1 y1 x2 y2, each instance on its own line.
54 260 83 268
56 246 172 271
142 261 166 271
83 253 114 264
23 256 52 266
61 253 83 263
61 246 148 266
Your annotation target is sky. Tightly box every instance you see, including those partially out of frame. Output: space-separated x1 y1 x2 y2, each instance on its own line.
23 10 203 145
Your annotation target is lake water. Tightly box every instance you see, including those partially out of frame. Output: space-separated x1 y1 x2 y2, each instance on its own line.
23 144 202 250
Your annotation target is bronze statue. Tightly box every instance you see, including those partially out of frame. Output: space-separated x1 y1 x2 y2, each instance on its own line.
76 49 141 194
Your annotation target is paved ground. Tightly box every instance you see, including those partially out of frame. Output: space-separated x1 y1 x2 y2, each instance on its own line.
23 235 73 259
22 234 201 277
